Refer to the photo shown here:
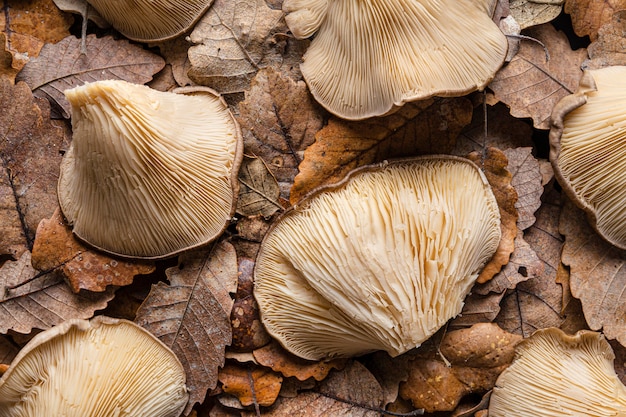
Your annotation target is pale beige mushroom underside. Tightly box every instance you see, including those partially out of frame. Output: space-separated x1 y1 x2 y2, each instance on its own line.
554 66 626 249
255 157 501 360
284 0 508 120
0 317 188 417
489 328 626 416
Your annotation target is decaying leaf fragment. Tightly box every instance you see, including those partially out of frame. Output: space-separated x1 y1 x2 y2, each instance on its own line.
509 0 564 29
218 362 283 407
565 0 626 41
236 155 282 218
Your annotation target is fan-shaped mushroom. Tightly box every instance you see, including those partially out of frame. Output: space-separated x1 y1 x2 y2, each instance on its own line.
550 66 626 249
0 316 188 417
254 156 501 360
489 328 626 416
283 0 508 120
58 80 243 259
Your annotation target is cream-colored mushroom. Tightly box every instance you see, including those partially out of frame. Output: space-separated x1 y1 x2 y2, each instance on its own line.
58 80 243 259
489 328 626 416
550 66 626 250
254 156 501 360
0 316 188 417
283 0 508 120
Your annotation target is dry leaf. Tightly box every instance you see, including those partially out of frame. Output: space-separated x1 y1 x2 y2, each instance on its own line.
236 155 282 218
560 199 626 347
399 323 522 413
135 241 238 415
238 68 324 200
565 0 626 41
219 362 283 407
489 23 587 129
52 0 110 28
253 341 346 382
0 252 115 334
31 208 155 293
360 351 413 407
16 34 165 118
584 10 626 69
504 147 543 230
510 0 564 29
468 148 518 284
0 79 66 259
453 292 505 328
291 97 472 204
157 37 196 87
0 335 18 366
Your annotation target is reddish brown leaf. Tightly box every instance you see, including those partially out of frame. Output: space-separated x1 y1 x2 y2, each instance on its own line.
135 241 238 415
565 0 626 40
31 208 155 293
219 362 283 407
291 97 472 203
0 79 67 259
584 9 626 69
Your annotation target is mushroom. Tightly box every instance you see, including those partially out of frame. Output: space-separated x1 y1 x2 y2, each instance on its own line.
58 80 243 259
283 0 508 120
549 66 626 249
254 156 501 360
84 0 213 42
489 328 626 416
0 316 188 416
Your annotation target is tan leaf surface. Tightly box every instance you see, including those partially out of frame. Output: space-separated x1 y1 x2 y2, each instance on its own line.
135 241 238 415
584 10 626 69
510 0 564 29
453 291 505 328
291 97 472 204
219 362 283 407
565 0 626 40
253 341 346 382
238 68 324 200
0 252 115 334
31 209 155 293
0 79 66 259
489 23 587 129
468 148 518 284
188 0 306 93
560 199 626 347
236 155 282 218
16 34 165 118
157 37 196 87
242 361 384 417
399 323 522 413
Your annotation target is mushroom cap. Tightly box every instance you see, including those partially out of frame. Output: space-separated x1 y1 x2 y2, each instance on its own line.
85 0 213 42
58 80 243 259
283 0 508 120
489 328 626 416
254 156 501 360
0 316 188 417
549 66 626 250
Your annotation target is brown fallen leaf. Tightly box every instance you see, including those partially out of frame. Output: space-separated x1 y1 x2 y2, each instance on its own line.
0 335 18 366
584 10 626 69
31 208 155 293
157 37 196 87
291 97 472 204
510 0 564 29
560 199 626 347
219 362 283 407
489 23 587 129
360 351 414 407
453 291 506 328
0 252 115 334
236 155 282 218
16 34 165 118
0 79 67 259
565 0 626 41
238 68 324 201
135 241 238 415
52 0 110 29
253 341 346 382
504 147 543 231
399 323 522 413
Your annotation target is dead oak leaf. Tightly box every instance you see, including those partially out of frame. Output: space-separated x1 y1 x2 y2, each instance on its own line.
236 155 283 218
489 23 587 129
584 10 626 69
0 79 67 259
0 251 115 334
135 241 238 415
31 208 155 293
565 0 626 41
16 34 165 118
290 97 472 204
218 362 283 407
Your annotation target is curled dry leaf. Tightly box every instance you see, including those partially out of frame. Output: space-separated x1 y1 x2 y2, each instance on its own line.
135 241 238 415
0 79 67 259
399 323 522 413
584 10 626 69
253 341 346 382
16 34 165 118
219 362 283 407
31 209 155 293
565 0 626 41
291 97 472 204
0 252 115 334
236 155 282 218
489 23 587 129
